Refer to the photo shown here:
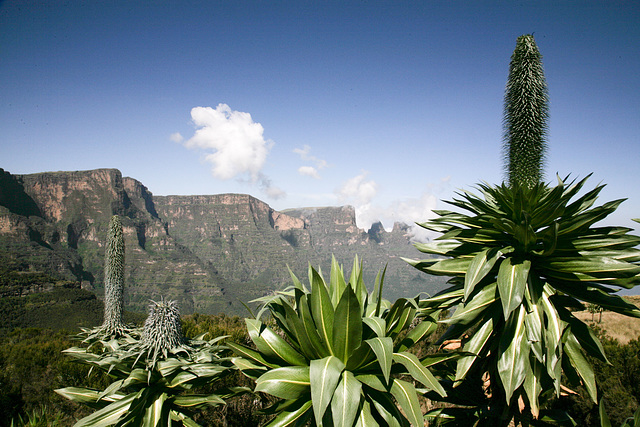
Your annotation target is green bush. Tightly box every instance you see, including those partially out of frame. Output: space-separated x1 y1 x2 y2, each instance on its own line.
0 328 111 426
554 332 640 426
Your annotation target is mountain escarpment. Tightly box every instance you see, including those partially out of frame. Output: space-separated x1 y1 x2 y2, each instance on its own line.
0 168 443 315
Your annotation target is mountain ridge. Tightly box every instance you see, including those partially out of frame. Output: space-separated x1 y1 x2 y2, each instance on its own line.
0 167 445 315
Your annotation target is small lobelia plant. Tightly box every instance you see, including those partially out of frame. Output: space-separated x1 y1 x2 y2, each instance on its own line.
140 298 188 368
57 298 244 426
228 256 448 427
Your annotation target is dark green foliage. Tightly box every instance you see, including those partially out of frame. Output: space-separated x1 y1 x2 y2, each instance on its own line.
0 268 144 336
0 275 103 335
409 177 640 425
503 34 549 188
182 313 249 343
0 268 60 287
550 332 640 426
231 257 448 427
0 328 111 426
9 405 66 426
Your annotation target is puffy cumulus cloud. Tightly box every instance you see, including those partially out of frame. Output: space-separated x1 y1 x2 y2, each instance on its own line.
336 171 378 205
183 104 270 181
179 104 284 199
298 166 320 179
294 145 328 178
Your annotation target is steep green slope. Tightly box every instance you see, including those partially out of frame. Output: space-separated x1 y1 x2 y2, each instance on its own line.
0 168 447 315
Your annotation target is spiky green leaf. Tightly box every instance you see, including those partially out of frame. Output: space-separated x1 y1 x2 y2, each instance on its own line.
464 248 504 300
497 305 528 402
333 285 362 363
246 319 306 366
331 370 362 427
365 337 393 384
310 356 345 425
389 379 423 427
497 257 530 319
393 351 446 397
255 366 311 400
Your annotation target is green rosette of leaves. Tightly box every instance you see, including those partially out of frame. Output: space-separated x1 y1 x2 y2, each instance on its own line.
56 299 246 426
407 176 640 425
229 256 448 427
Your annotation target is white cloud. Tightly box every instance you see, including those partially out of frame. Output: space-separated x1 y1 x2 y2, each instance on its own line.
384 193 439 242
170 132 184 143
298 166 320 179
294 145 328 178
292 145 311 158
179 104 284 198
336 171 378 205
183 104 269 181
336 173 448 242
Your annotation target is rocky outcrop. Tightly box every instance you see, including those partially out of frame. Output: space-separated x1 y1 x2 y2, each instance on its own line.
153 198 441 303
0 168 444 315
0 169 226 314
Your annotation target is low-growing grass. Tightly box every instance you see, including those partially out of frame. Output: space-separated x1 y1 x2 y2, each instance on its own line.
574 296 640 344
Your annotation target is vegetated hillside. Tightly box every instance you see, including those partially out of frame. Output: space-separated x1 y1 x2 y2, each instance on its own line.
0 168 227 314
153 195 444 305
574 296 640 344
0 167 445 315
0 268 101 334
0 268 148 335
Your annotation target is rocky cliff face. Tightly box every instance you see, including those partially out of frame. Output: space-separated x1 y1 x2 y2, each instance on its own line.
0 168 444 315
0 168 225 314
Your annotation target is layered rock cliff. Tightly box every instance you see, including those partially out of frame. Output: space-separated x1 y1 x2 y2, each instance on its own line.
0 168 444 315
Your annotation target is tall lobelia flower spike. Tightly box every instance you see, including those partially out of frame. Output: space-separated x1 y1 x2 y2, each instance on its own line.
503 34 549 188
141 298 187 367
102 215 126 336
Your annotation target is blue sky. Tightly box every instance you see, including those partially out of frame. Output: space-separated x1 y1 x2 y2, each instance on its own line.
1 1 639 235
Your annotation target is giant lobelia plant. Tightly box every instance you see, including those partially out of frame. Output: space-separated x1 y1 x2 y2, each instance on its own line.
228 256 448 427
102 215 126 336
408 177 640 425
78 215 132 344
406 34 640 426
56 298 244 426
503 34 549 189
